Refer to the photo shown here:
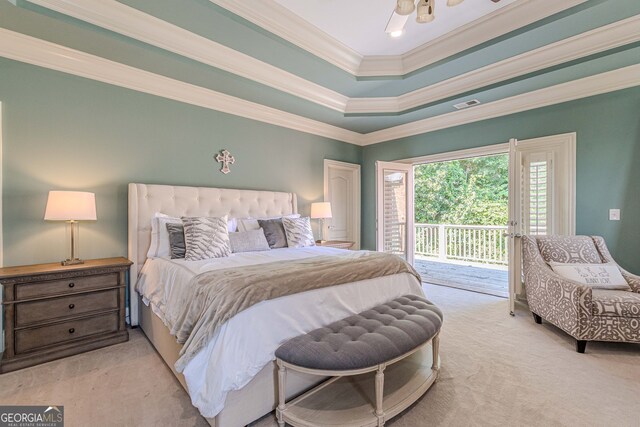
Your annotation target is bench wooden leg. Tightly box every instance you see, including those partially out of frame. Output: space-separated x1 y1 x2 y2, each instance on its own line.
276 360 286 427
431 334 440 371
375 364 386 427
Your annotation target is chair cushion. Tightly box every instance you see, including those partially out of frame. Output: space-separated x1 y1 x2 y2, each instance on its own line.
592 290 640 318
536 235 602 264
275 295 443 371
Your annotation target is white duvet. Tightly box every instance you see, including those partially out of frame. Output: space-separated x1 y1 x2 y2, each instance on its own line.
136 246 424 418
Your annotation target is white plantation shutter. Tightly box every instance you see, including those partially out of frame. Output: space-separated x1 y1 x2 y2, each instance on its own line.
528 160 548 235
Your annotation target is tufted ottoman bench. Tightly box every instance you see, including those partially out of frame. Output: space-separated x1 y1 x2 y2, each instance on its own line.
275 295 443 427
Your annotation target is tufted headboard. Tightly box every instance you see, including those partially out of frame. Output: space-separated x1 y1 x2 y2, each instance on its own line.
127 183 298 325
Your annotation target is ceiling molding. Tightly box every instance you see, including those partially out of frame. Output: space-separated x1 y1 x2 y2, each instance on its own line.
19 0 640 117
25 0 349 112
211 0 586 78
1 28 638 149
347 15 640 114
209 0 363 75
0 28 364 145
361 64 640 145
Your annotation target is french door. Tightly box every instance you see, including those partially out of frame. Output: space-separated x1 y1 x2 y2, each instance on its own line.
507 133 576 314
375 161 414 265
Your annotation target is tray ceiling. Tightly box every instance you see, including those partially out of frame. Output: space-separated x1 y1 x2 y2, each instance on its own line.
273 0 519 56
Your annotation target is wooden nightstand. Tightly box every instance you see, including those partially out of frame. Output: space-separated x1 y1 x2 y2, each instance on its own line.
0 257 131 373
316 240 355 250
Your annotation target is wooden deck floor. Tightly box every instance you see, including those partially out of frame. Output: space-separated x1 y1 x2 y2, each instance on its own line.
414 258 508 298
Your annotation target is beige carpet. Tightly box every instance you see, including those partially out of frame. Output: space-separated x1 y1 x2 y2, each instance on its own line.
1 284 638 426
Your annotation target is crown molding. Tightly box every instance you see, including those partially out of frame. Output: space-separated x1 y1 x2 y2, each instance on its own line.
25 0 349 112
212 0 586 78
19 0 640 118
0 28 364 145
347 15 640 114
361 64 640 145
209 0 363 75
1 28 638 149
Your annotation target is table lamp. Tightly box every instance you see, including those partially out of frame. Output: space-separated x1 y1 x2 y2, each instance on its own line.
310 202 332 243
44 191 97 265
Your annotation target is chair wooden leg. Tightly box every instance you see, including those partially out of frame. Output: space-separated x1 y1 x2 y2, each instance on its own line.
532 312 542 324
576 340 587 354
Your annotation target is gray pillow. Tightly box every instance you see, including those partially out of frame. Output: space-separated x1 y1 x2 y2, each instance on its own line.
165 223 186 259
257 218 288 249
229 229 271 253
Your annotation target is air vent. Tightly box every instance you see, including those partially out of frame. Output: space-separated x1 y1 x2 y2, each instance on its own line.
453 99 481 110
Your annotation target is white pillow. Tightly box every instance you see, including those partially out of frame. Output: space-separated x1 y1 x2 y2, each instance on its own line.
148 212 236 258
237 214 300 232
147 213 181 259
549 262 630 290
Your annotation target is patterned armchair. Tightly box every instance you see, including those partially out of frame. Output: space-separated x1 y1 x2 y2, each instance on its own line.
522 235 640 353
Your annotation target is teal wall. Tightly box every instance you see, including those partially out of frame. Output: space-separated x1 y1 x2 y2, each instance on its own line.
361 88 640 273
0 58 360 266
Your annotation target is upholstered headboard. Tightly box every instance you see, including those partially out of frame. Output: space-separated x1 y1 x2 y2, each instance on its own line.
127 183 298 325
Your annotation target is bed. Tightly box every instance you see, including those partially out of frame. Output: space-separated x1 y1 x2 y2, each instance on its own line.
127 183 427 426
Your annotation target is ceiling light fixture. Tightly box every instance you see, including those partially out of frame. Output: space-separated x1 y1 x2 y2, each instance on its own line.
395 0 416 16
416 0 435 23
389 30 404 38
447 0 465 6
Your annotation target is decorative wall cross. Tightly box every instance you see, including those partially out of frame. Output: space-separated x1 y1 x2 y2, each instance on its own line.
215 149 235 174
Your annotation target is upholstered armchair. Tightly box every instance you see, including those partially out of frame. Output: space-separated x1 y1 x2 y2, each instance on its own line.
522 235 640 353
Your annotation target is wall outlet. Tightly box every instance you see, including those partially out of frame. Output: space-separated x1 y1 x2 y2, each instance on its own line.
609 209 621 221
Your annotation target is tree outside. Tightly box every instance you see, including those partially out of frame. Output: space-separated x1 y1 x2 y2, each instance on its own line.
414 154 509 226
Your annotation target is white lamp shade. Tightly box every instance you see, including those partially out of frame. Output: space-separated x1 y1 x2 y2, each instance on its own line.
44 191 97 221
447 0 464 6
310 202 332 219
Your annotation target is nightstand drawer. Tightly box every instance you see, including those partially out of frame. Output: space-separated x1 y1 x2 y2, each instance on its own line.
15 289 119 327
15 273 119 300
15 312 119 354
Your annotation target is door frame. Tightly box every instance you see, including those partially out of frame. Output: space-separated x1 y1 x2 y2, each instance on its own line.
323 159 361 250
376 161 415 264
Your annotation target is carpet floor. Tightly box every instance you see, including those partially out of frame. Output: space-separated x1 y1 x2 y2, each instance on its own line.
1 284 638 426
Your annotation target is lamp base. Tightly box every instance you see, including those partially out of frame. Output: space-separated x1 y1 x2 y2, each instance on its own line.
62 258 84 266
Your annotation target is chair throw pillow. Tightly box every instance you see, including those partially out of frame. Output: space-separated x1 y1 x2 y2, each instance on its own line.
257 218 288 249
282 216 315 248
229 229 271 253
181 216 231 261
165 223 186 259
549 262 631 290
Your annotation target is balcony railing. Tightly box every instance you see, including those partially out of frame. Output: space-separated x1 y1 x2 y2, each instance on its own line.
415 223 509 266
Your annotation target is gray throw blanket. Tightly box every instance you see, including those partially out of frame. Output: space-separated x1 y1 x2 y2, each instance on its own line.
173 251 420 371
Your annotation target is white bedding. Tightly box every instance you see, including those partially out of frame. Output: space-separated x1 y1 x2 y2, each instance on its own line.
136 246 424 418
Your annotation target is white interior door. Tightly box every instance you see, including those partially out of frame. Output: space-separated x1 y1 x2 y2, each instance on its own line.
324 160 361 249
507 133 576 314
376 161 414 264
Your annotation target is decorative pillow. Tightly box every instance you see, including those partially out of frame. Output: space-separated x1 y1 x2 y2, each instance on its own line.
282 217 315 248
237 214 300 232
182 216 231 261
549 262 630 290
229 229 271 253
148 212 235 258
165 223 186 259
257 218 288 249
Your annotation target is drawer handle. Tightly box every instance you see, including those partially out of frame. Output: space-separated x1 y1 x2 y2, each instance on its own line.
69 304 75 309
68 282 75 288
68 328 75 334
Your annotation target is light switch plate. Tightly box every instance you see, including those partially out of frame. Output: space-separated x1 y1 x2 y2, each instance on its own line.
609 209 621 221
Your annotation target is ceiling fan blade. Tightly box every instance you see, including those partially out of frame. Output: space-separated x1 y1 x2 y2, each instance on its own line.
385 10 410 35
491 0 501 2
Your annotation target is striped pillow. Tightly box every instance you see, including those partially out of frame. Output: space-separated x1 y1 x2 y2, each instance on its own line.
182 216 231 261
282 217 316 248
